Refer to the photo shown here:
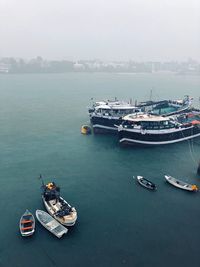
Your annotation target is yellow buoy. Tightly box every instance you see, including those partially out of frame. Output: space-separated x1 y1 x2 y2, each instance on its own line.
191 184 198 191
81 125 92 135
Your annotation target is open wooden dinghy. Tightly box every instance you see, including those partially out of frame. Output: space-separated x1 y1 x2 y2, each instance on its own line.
19 209 35 237
36 210 68 238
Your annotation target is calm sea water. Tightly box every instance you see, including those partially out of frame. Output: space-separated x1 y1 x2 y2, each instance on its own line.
0 73 200 267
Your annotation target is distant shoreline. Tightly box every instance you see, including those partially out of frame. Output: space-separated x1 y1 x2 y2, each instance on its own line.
0 71 199 76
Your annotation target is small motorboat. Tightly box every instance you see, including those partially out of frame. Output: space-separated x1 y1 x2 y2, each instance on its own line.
165 175 198 192
19 209 35 237
39 177 77 226
81 125 92 135
36 210 68 238
136 176 157 190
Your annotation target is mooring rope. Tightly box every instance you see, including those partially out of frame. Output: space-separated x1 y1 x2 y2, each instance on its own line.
181 127 198 166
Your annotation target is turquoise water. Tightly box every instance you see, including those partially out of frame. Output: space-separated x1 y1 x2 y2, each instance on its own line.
153 106 177 115
0 73 200 267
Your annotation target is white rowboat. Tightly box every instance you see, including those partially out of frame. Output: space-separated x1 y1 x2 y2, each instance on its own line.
165 175 198 192
36 210 68 238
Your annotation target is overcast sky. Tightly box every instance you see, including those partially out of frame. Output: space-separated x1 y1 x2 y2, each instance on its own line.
0 0 200 61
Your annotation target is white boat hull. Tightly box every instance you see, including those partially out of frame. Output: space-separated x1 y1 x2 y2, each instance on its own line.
42 196 77 227
36 210 68 238
165 175 198 191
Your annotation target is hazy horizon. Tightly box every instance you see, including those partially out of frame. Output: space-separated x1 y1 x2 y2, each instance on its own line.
1 0 200 61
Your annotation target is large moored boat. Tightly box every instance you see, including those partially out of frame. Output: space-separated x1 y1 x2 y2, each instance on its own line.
88 96 193 134
118 112 200 146
89 99 141 133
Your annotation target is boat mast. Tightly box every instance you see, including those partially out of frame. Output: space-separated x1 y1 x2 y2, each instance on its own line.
149 89 153 102
39 174 45 186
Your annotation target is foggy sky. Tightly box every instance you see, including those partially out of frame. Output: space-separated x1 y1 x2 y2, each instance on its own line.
1 0 200 61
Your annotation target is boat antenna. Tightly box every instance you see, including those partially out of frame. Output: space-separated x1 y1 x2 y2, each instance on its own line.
135 99 137 107
149 89 153 102
39 174 45 186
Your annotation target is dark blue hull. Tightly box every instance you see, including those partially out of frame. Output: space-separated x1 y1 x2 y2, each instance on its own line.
119 126 200 146
90 116 122 134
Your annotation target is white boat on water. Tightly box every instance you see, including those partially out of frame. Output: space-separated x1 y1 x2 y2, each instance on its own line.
41 180 77 226
36 210 68 238
19 209 35 237
165 175 198 192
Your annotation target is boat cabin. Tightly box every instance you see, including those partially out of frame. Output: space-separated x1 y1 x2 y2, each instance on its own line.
121 114 179 130
41 182 60 201
94 104 141 117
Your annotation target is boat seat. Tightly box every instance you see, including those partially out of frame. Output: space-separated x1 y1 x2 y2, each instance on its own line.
21 220 33 224
21 226 33 231
49 201 61 212
46 220 59 230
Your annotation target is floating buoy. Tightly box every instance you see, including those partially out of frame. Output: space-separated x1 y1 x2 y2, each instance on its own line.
81 125 92 135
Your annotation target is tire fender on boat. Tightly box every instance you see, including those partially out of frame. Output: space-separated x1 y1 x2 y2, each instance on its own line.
141 129 147 135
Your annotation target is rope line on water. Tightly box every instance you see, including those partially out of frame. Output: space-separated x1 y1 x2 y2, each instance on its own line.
181 127 198 166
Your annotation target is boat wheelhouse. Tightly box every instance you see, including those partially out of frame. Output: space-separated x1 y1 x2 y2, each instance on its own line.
118 112 200 146
89 99 141 133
